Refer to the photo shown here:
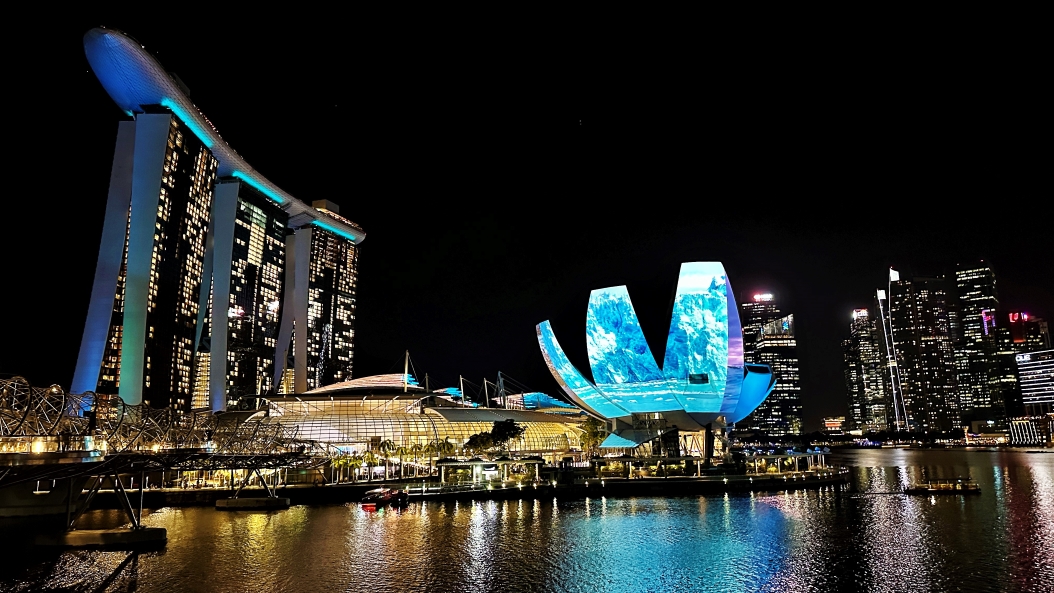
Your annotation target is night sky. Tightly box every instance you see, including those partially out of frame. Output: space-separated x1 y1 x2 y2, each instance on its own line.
6 18 1050 431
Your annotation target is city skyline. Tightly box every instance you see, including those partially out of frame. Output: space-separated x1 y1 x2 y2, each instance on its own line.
5 19 1051 431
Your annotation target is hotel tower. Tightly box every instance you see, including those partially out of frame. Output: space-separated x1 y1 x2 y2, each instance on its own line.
73 28 365 411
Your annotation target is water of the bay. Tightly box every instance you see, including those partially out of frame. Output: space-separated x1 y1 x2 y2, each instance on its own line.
1 449 1051 593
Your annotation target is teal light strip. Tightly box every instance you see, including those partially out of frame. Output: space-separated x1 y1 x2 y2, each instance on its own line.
231 171 284 204
311 218 359 242
160 98 214 149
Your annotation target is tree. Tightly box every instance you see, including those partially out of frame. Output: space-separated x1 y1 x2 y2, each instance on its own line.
395 445 410 479
363 451 379 482
465 432 495 456
347 455 364 483
490 420 526 451
580 416 608 457
378 439 397 480
410 443 423 477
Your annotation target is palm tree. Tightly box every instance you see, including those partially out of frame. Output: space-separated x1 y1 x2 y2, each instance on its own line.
378 439 397 480
348 455 364 483
436 437 456 460
395 445 410 479
424 440 438 477
410 443 423 478
363 451 379 482
331 455 346 483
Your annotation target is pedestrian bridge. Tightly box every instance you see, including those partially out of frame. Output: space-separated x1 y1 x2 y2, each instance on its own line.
0 375 334 489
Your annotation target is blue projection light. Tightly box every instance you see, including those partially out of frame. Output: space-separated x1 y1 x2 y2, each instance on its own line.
537 262 775 435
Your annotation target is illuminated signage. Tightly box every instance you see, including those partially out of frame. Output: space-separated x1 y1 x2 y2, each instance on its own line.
981 309 995 336
1016 354 1031 363
753 293 774 302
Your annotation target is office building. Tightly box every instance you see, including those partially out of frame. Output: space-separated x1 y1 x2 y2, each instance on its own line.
738 293 801 436
954 262 998 416
744 314 802 435
877 269 960 432
843 308 890 432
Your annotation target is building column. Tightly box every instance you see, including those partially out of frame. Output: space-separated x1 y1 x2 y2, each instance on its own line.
208 182 239 411
292 227 312 394
72 120 136 397
120 114 173 406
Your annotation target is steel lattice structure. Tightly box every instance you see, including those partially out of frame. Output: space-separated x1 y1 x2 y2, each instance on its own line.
0 376 337 487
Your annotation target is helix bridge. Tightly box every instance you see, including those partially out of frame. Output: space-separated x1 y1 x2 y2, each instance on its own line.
0 375 337 491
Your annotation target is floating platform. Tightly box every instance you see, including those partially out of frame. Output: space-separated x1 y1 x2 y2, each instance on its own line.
215 497 291 510
34 527 167 548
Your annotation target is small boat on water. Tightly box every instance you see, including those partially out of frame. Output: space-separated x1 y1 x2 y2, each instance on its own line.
360 488 409 510
904 478 981 495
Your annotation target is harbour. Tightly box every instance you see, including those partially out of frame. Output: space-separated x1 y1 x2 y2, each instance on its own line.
1 449 1049 593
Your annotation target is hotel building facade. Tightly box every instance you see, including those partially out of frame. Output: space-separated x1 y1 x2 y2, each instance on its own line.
73 27 364 412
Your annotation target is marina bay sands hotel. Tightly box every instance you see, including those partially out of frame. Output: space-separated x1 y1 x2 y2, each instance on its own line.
73 27 363 412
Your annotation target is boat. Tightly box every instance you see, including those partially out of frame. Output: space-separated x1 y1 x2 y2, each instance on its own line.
904 478 981 495
360 488 409 510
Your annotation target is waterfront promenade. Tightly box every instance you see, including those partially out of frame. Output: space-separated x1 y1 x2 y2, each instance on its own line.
77 466 849 510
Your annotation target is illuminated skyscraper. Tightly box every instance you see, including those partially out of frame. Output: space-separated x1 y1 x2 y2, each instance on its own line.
878 269 960 432
954 262 999 416
744 314 802 436
191 180 289 410
1015 349 1054 416
273 200 360 394
74 28 365 410
843 309 890 432
742 293 781 358
739 293 801 435
72 110 217 409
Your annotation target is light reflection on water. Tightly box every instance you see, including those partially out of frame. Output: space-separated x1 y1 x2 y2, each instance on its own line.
1 450 1051 593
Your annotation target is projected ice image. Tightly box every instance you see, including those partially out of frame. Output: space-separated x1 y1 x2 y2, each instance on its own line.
537 321 629 420
586 287 672 413
662 262 729 413
536 262 775 432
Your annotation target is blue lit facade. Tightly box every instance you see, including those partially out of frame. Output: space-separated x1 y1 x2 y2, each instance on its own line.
537 262 775 446
75 27 366 409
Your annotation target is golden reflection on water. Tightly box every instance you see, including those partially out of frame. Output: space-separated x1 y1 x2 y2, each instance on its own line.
4 450 1054 593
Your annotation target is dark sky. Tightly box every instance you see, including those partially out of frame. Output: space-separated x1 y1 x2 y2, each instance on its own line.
5 17 1050 431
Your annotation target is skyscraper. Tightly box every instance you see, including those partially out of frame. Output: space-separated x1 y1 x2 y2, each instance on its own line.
877 268 960 432
273 201 361 394
74 28 365 411
741 293 781 356
739 293 801 436
954 261 999 417
72 111 217 409
1015 350 1054 416
843 309 890 432
742 312 802 436
191 180 289 410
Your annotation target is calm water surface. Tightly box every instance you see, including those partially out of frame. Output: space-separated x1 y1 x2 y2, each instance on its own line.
2 449 1051 593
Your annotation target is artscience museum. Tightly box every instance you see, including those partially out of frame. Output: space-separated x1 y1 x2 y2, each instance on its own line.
537 262 776 453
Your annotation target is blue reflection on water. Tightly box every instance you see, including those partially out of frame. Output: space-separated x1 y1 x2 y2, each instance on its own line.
4 450 1053 593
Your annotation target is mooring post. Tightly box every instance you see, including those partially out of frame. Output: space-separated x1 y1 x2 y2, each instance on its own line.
138 470 145 528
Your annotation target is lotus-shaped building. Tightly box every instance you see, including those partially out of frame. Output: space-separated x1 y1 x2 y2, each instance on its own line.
536 262 776 448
